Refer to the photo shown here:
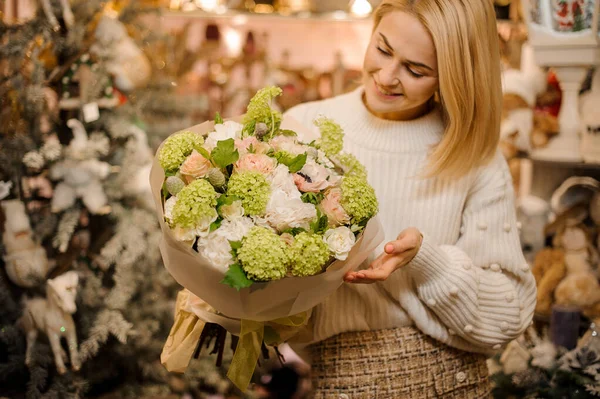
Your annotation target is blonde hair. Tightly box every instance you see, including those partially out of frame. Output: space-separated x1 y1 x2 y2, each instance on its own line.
373 0 502 178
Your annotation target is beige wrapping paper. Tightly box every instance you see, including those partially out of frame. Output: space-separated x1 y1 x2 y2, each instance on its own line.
150 116 385 327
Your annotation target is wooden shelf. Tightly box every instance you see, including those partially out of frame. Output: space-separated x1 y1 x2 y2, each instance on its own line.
528 156 600 170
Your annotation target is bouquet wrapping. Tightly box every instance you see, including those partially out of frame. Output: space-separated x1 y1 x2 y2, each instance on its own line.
151 87 384 390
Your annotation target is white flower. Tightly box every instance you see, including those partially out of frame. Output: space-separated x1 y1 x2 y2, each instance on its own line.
270 135 307 156
294 158 334 193
23 151 45 170
220 199 245 220
317 149 335 169
197 233 234 273
268 164 301 200
323 226 356 261
205 121 243 151
215 216 255 242
265 189 317 232
171 211 218 241
164 196 178 222
252 215 276 231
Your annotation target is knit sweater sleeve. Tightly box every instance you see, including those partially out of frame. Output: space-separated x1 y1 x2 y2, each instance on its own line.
404 152 537 351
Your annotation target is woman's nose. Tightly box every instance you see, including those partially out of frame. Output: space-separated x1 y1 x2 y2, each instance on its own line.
378 63 400 87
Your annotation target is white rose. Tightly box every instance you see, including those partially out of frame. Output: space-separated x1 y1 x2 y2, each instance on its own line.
215 217 255 242
268 164 301 200
197 233 234 273
265 189 317 232
205 121 243 151
323 227 356 261
164 196 178 223
220 199 244 220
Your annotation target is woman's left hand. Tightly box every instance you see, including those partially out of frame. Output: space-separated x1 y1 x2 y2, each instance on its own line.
344 227 423 284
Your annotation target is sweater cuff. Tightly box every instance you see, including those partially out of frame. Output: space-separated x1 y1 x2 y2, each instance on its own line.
405 233 456 284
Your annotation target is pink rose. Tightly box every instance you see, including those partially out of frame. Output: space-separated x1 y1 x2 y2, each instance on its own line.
320 188 350 226
235 153 277 175
235 137 271 155
180 150 211 180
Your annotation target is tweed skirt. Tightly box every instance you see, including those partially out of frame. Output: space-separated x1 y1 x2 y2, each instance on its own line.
307 326 492 399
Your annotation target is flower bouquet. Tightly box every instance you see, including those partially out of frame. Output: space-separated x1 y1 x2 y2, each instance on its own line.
150 87 383 391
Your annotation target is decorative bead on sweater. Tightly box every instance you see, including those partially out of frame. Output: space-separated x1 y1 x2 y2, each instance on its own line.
283 87 537 354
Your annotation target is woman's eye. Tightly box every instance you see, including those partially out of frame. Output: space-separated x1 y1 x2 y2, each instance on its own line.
407 68 424 79
377 47 391 57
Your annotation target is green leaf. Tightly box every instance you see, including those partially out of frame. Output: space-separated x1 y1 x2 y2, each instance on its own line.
209 218 222 232
215 112 224 125
229 240 242 257
279 129 297 137
310 209 328 235
165 170 177 177
211 138 239 168
242 120 256 138
301 192 324 205
282 227 306 236
220 263 253 291
288 153 307 173
196 146 212 163
275 152 307 174
217 194 240 208
162 182 170 200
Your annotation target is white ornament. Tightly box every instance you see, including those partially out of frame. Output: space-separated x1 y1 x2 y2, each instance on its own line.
49 119 111 214
90 15 151 92
0 181 13 200
18 271 81 375
23 151 45 170
500 340 532 374
36 0 74 31
1 200 54 287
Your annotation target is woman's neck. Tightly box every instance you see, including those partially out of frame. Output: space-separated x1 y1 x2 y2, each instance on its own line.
362 92 433 121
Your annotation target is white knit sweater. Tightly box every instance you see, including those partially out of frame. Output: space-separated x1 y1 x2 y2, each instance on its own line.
284 87 537 355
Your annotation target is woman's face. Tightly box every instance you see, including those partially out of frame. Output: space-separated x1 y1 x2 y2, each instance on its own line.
363 11 439 120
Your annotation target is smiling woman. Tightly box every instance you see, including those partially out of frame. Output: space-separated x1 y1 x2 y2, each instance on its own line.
363 11 439 121
284 0 536 398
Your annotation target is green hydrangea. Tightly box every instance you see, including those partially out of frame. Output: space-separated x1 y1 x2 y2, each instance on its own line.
238 227 289 281
289 232 330 277
341 175 378 224
243 86 283 136
172 179 218 228
314 116 344 156
334 152 367 179
227 171 271 216
158 131 205 172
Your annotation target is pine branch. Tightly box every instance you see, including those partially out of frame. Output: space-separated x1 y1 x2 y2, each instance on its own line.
52 209 80 253
78 310 133 362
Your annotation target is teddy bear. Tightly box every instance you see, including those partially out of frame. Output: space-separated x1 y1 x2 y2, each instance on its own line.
553 223 600 319
532 247 567 315
500 45 559 195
